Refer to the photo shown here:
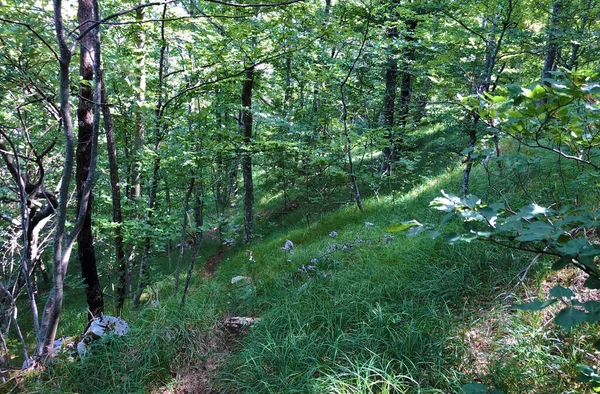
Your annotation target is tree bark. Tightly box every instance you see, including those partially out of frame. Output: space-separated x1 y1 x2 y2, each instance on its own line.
39 0 101 358
76 0 103 322
131 7 146 200
380 21 398 175
133 4 167 308
98 49 126 314
340 15 369 211
241 66 255 244
181 178 204 306
542 0 563 84
174 177 195 295
397 19 418 133
381 13 418 175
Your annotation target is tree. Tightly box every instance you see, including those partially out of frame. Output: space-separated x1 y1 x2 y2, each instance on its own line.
241 65 255 243
76 0 103 322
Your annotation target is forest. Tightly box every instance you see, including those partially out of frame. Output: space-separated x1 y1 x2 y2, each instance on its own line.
1 0 600 392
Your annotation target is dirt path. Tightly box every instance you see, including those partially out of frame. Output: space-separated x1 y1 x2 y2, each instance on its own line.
201 249 225 278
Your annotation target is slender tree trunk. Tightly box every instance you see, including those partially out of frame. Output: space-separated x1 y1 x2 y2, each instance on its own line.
397 19 418 134
131 7 146 199
542 0 563 84
165 178 173 267
132 150 160 308
241 66 255 244
380 34 398 175
181 178 203 306
76 0 103 322
133 4 167 308
461 1 514 195
124 6 147 295
462 121 478 197
340 16 369 211
40 0 101 358
174 177 194 295
98 54 126 314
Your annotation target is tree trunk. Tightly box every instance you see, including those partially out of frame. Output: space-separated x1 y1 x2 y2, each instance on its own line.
76 0 103 322
132 150 160 308
39 0 101 358
542 0 563 84
133 4 167 308
397 19 418 134
98 53 126 314
380 31 398 175
340 16 369 211
381 14 418 175
181 178 204 306
461 1 514 195
462 122 478 197
174 177 195 295
241 66 255 244
131 7 146 199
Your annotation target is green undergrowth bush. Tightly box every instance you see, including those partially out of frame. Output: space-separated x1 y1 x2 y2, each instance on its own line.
212 167 540 392
14 285 222 394
14 119 599 393
212 138 599 391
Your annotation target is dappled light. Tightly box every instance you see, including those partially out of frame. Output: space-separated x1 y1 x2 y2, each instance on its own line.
0 0 599 392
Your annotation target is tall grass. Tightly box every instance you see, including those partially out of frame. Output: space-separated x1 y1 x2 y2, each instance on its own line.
12 125 599 393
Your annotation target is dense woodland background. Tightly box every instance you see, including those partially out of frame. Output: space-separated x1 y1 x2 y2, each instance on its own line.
1 0 600 392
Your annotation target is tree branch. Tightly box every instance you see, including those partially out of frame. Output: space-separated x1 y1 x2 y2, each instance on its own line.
0 18 60 62
201 0 305 8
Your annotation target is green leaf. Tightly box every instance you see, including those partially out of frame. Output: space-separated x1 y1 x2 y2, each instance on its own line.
491 95 508 103
460 146 475 155
531 84 547 99
386 220 421 232
552 255 573 270
557 239 589 255
549 285 574 300
555 307 587 331
461 382 488 394
585 275 600 290
577 363 600 384
514 299 557 311
584 301 600 323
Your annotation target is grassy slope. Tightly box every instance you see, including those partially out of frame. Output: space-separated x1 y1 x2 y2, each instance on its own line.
15 125 599 393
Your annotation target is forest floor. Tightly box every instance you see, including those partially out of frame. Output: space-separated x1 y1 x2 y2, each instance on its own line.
11 127 600 394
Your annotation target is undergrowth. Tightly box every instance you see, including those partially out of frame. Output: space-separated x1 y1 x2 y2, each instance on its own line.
9 125 600 393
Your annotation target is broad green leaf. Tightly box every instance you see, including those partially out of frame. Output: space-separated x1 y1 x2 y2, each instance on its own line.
555 307 587 331
549 285 574 300
514 299 557 311
531 84 547 99
460 146 474 155
584 301 600 323
577 363 600 384
557 239 589 255
585 275 600 290
552 255 573 270
386 220 421 232
461 382 488 394
506 109 523 118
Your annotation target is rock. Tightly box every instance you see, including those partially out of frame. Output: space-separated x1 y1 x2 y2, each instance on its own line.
280 239 294 252
231 275 251 284
21 316 130 369
78 315 130 356
222 316 260 334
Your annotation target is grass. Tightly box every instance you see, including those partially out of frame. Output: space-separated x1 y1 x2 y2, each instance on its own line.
8 124 600 393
